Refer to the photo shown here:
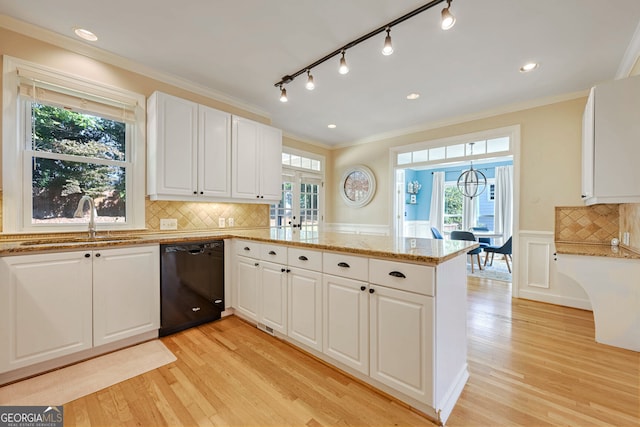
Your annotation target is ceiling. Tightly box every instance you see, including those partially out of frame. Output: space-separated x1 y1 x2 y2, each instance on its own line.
1 0 640 147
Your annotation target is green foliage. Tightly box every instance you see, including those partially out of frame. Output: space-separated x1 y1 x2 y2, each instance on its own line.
31 103 126 219
444 186 463 225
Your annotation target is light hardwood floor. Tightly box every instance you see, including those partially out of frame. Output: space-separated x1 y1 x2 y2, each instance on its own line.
64 276 639 426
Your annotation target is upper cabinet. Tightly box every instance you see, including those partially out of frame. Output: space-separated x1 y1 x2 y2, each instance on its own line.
147 92 282 203
232 116 282 201
582 75 640 205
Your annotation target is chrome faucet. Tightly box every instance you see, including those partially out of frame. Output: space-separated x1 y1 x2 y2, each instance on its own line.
74 195 97 239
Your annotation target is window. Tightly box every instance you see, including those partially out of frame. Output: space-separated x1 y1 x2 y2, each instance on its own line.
443 183 463 231
2 57 146 232
272 149 324 238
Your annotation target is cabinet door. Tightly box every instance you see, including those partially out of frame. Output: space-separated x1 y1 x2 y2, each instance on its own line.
235 256 260 321
581 88 595 200
93 246 160 347
287 268 323 351
149 92 198 197
260 261 287 334
259 124 283 201
199 105 231 198
231 117 260 199
322 275 369 374
0 251 93 373
369 285 434 404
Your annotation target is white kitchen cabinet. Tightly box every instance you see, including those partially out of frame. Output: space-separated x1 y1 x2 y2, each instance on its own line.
0 245 159 374
260 261 288 334
582 75 640 205
369 284 434 405
0 251 93 373
234 255 261 322
147 91 231 201
93 246 160 346
322 274 369 374
231 116 282 201
287 267 323 351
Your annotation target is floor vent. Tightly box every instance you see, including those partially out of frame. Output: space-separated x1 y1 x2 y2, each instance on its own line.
257 323 275 336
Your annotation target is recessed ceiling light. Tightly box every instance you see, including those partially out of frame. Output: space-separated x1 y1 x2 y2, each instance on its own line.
328 124 337 129
74 28 98 41
519 62 539 73
406 93 420 100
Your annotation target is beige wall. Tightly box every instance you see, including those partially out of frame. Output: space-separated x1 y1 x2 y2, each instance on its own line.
329 98 586 232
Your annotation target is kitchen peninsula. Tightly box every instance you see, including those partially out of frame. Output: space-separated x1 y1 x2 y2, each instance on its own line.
0 230 476 425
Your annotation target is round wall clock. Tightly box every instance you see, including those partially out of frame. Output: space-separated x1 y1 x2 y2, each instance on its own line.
340 165 376 207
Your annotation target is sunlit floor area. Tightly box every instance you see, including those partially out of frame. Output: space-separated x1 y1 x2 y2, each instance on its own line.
63 276 639 426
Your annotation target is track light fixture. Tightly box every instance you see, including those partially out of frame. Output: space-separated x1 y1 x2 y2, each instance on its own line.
338 51 349 75
441 0 456 30
305 70 315 90
274 0 454 101
382 27 394 55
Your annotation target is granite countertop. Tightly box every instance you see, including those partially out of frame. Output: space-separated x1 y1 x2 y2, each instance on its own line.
555 242 640 260
0 228 478 265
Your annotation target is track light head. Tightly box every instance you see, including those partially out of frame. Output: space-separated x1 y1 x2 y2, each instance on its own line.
279 85 288 102
338 51 349 75
441 0 456 30
305 70 315 90
382 27 394 56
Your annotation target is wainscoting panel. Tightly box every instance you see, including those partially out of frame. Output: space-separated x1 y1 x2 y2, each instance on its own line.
518 231 591 310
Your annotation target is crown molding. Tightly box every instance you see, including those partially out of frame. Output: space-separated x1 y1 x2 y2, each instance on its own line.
617 19 640 78
333 90 588 150
0 14 271 119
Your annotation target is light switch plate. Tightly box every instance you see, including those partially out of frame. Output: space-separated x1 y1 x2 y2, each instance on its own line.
219 218 226 228
227 218 234 227
160 218 177 230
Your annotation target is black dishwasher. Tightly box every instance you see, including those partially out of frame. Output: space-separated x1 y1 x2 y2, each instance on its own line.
159 240 224 336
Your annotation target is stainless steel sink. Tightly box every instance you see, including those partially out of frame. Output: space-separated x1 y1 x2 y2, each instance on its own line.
20 235 143 246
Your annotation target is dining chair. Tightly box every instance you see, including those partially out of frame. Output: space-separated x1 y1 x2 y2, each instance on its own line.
430 227 443 239
470 226 491 246
483 237 513 273
450 230 482 272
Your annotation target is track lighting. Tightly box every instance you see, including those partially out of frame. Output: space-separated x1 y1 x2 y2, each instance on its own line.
274 1 458 101
279 85 288 103
338 51 349 75
441 0 456 30
382 27 393 56
305 70 315 90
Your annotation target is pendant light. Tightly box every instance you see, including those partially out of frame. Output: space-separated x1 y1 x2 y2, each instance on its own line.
305 70 315 90
279 85 288 102
457 143 486 199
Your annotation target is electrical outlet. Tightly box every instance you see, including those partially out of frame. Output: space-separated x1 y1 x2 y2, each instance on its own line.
623 232 630 246
410 238 417 249
160 218 177 230
218 218 226 228
227 217 234 227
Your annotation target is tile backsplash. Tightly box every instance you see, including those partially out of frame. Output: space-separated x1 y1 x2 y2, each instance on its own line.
620 203 640 252
555 204 619 244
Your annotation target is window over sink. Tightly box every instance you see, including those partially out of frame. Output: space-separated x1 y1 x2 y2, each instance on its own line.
2 56 146 232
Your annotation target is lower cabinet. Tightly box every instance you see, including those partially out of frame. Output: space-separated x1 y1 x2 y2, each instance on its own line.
287 267 323 351
322 274 369 374
369 284 433 404
234 255 260 321
260 261 287 334
0 245 160 374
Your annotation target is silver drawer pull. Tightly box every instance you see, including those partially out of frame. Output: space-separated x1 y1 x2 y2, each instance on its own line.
338 262 350 268
192 307 201 312
389 271 406 278
298 255 309 261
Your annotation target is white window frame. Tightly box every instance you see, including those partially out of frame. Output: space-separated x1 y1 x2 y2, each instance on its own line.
2 56 146 233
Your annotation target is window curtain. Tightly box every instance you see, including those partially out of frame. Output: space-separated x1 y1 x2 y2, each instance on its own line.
462 194 478 231
494 165 514 244
428 172 445 234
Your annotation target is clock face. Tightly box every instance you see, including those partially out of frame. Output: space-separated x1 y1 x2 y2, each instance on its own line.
340 166 376 207
343 171 370 202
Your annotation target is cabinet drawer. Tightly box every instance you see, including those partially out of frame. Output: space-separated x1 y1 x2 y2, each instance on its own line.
288 247 322 271
235 240 261 259
323 252 368 281
260 244 287 264
369 259 434 296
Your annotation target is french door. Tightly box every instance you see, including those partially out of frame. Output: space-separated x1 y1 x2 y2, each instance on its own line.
271 171 323 238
